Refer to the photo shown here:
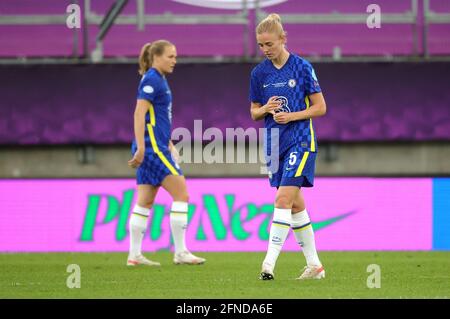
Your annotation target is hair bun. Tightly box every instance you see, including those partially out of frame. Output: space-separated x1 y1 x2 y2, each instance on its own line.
268 13 281 23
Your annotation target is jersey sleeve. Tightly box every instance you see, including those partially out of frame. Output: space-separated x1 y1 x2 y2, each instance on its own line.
137 75 160 102
303 63 322 95
249 68 262 104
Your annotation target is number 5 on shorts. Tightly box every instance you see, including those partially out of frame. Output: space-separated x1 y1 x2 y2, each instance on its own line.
289 152 298 166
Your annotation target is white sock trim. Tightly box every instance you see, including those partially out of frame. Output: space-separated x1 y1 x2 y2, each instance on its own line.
291 209 310 227
130 213 148 228
273 207 291 223
171 201 188 213
133 204 150 217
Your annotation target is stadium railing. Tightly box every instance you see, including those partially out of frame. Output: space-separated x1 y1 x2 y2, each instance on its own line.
1 0 450 61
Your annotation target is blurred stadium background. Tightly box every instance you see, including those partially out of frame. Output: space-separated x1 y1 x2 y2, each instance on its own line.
0 0 449 298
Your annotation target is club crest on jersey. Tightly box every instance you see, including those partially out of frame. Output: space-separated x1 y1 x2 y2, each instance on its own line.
274 96 291 113
288 79 296 88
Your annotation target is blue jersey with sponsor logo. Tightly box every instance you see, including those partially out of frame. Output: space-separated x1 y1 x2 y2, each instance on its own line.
249 53 322 156
134 67 172 153
132 68 182 185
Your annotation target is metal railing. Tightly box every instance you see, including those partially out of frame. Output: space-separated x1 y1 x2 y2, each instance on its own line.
255 0 419 56
0 0 449 62
424 0 450 57
85 0 250 61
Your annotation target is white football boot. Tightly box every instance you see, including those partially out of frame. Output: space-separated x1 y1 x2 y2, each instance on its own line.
127 254 161 267
296 265 325 280
173 251 206 265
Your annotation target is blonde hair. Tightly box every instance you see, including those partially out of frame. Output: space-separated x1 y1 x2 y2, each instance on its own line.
256 13 286 38
138 40 174 75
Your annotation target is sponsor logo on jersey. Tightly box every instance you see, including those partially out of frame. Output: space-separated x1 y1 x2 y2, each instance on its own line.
263 82 287 88
274 96 291 113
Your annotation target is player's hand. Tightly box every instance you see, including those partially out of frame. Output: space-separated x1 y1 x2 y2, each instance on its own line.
273 112 293 124
128 149 145 168
263 96 281 115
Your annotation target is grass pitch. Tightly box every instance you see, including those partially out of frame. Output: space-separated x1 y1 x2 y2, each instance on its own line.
1 251 449 299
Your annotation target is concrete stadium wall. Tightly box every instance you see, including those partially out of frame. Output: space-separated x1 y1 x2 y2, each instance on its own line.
1 142 449 178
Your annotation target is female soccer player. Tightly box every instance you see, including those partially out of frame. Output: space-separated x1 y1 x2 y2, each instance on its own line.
127 40 205 266
249 14 327 280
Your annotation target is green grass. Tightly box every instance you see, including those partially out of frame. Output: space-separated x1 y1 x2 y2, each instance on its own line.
1 252 449 298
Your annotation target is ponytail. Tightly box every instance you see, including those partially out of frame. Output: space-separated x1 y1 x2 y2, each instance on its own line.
138 42 152 75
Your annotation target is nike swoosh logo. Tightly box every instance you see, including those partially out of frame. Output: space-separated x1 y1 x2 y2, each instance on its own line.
312 211 356 231
263 84 270 88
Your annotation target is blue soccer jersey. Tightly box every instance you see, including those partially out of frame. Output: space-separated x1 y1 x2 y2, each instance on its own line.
135 67 173 153
132 68 182 186
249 54 322 157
